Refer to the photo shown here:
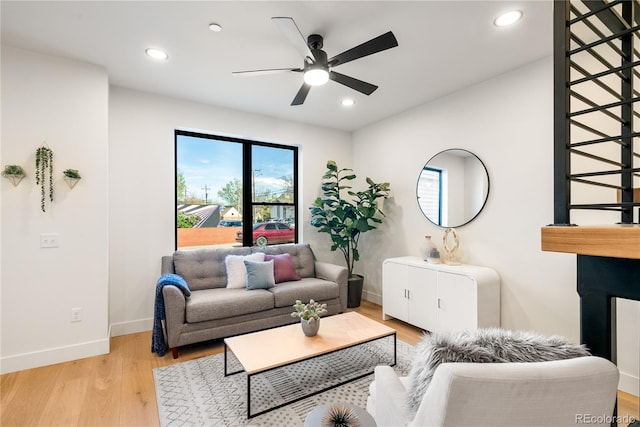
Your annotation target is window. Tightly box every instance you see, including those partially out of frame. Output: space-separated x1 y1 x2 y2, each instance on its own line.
417 167 443 226
175 130 298 249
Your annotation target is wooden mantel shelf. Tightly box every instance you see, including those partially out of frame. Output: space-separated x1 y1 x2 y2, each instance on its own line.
541 225 640 259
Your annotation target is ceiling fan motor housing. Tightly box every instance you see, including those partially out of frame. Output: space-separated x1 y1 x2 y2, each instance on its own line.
306 35 328 70
307 34 324 50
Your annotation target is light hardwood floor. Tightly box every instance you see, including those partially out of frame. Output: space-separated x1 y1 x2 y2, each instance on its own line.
1 300 638 426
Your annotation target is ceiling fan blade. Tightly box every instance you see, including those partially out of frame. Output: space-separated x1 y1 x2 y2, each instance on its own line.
330 71 378 95
328 31 398 67
291 83 311 106
232 68 302 76
272 17 315 63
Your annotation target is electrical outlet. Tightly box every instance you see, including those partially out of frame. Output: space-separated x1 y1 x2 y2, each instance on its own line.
71 308 82 322
40 233 60 248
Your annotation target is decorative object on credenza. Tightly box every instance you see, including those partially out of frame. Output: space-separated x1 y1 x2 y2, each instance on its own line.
442 227 460 265
291 299 327 337
2 164 26 187
63 168 81 189
321 402 361 427
427 247 441 264
310 160 391 307
419 235 435 260
420 235 441 263
35 144 54 212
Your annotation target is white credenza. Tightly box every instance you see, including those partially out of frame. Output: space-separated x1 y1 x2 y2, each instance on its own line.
382 256 500 332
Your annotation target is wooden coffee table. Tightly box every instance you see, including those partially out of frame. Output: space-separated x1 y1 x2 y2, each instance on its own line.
223 311 396 418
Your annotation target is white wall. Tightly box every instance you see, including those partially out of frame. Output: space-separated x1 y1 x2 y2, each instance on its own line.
1 46 110 373
108 87 352 335
617 298 640 396
352 56 638 395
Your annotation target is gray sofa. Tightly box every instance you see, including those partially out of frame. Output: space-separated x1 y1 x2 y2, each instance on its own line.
160 243 348 358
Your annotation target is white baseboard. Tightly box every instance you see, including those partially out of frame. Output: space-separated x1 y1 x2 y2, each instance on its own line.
619 371 640 397
0 338 109 374
110 317 152 337
363 290 382 306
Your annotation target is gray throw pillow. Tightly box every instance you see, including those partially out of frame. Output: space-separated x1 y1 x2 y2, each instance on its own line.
407 328 590 417
244 260 275 290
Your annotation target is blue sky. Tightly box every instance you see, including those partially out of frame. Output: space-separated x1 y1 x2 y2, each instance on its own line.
177 135 294 203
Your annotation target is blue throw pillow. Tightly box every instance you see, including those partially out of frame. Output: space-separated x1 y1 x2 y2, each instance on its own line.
244 260 275 290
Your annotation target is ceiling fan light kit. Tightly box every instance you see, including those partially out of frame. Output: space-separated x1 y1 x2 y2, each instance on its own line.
304 68 329 86
233 17 398 106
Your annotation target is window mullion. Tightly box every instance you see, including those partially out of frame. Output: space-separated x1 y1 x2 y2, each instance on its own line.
242 142 253 246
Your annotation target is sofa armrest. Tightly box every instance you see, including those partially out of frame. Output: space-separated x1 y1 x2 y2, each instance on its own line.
315 261 348 311
161 256 175 275
162 285 186 348
372 365 411 427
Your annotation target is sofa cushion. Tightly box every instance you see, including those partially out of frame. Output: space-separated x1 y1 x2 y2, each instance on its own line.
185 288 274 322
225 252 265 288
173 247 251 291
264 253 301 283
244 260 275 290
253 243 315 279
268 277 339 308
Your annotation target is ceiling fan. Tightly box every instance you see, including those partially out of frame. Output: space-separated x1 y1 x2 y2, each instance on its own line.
232 17 399 106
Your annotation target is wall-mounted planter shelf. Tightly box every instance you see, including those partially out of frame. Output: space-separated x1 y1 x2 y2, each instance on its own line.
4 174 25 187
64 176 80 189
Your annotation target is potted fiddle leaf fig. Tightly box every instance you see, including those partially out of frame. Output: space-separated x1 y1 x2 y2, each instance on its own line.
309 160 391 307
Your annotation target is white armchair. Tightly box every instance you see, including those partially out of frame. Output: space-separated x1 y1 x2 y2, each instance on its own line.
366 356 619 427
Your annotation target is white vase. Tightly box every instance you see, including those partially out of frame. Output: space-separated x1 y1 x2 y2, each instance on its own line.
420 235 437 261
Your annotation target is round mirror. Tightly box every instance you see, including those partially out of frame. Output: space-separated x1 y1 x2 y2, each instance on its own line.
416 149 490 227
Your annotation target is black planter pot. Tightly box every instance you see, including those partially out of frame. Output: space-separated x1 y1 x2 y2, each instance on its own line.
347 274 364 308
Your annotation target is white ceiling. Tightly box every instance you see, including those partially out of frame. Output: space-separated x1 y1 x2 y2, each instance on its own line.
1 1 553 132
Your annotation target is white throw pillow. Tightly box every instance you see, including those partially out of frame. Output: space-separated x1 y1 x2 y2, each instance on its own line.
225 253 265 288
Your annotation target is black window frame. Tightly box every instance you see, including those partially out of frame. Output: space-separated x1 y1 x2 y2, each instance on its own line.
174 130 298 249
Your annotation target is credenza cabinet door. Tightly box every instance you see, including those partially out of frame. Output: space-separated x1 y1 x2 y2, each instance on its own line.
436 272 475 331
382 261 409 322
407 266 438 331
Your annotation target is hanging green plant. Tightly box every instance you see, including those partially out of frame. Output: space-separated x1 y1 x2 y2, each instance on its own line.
62 168 81 179
63 168 81 189
35 145 54 212
2 164 26 187
2 164 26 177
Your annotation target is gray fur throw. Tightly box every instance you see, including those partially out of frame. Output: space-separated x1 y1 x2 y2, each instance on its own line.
407 328 590 417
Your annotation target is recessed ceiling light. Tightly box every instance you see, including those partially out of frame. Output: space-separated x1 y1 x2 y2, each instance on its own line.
340 98 355 107
209 23 223 32
145 48 168 60
494 10 523 27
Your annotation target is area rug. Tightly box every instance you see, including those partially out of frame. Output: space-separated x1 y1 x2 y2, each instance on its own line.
153 335 414 426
